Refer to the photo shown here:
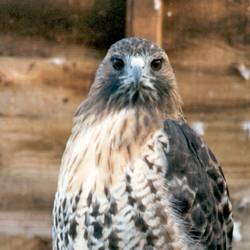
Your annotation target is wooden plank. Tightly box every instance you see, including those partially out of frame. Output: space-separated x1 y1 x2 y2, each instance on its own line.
0 211 51 238
126 0 164 45
0 116 71 211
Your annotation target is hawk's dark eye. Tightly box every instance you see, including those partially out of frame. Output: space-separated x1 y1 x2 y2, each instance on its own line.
151 59 163 71
111 57 124 71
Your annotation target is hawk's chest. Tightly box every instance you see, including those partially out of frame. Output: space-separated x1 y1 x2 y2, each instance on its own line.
58 110 162 193
72 128 173 250
54 112 189 249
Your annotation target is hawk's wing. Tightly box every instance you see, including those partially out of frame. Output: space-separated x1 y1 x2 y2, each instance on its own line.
164 120 233 249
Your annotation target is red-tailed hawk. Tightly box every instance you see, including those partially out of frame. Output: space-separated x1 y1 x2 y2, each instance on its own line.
53 37 233 249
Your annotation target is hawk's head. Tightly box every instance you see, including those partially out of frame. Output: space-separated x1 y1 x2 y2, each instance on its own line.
77 37 182 119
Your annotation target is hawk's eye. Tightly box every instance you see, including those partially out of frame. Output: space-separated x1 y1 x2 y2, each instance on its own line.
151 59 163 71
111 57 124 71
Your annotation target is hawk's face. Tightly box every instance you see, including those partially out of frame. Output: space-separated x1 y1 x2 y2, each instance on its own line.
82 37 181 119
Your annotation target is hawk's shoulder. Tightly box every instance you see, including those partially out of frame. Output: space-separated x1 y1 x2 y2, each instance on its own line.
163 119 234 249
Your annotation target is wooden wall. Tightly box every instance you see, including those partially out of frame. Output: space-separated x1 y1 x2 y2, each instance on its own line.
0 0 250 249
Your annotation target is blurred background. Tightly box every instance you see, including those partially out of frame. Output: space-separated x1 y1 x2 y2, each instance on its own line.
0 0 249 249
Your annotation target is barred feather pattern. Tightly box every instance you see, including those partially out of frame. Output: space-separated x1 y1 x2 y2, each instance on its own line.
53 114 233 250
53 111 199 250
163 120 233 249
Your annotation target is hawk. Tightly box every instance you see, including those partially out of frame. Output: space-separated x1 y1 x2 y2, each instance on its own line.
53 37 233 250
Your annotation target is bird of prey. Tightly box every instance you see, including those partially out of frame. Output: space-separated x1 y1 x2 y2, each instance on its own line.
53 37 233 250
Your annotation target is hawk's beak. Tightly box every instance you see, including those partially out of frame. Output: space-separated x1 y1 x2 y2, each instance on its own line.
131 65 142 89
130 57 144 88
